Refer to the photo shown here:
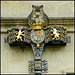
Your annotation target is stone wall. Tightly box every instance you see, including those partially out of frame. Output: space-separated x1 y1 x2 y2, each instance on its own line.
1 1 74 18
1 1 74 74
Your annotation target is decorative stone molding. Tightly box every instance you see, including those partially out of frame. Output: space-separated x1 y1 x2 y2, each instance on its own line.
1 17 74 34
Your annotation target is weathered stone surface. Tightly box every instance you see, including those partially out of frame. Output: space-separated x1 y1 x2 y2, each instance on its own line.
1 1 74 74
1 1 74 17
1 17 74 33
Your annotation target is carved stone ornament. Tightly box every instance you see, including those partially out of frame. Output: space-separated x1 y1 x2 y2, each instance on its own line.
4 5 71 75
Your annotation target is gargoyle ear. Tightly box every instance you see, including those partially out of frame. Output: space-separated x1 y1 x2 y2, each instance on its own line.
32 5 34 8
40 5 43 8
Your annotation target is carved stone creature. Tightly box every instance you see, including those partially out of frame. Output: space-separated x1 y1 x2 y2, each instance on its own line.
27 5 49 27
51 28 60 40
16 29 24 41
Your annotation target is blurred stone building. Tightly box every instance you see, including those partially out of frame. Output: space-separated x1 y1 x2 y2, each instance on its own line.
1 1 74 74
